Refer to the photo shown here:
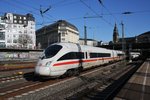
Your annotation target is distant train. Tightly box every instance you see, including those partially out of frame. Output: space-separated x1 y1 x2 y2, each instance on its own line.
130 52 140 59
35 43 124 77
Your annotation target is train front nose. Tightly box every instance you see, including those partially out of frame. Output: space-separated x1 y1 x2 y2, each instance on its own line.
35 67 50 76
35 61 51 76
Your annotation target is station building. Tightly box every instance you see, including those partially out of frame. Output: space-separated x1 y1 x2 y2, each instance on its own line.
136 31 150 43
36 20 79 49
0 13 36 49
117 31 150 44
112 23 150 44
79 38 102 47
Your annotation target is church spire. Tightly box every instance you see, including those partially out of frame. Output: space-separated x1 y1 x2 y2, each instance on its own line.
113 23 119 43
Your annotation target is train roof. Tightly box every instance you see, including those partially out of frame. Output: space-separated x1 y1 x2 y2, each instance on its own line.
50 42 112 52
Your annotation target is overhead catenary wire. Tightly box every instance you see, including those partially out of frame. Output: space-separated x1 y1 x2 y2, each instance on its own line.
97 0 119 23
76 10 150 16
2 0 150 36
80 0 113 27
17 0 56 20
97 0 150 38
14 0 56 21
9 0 83 26
2 0 56 24
50 0 80 8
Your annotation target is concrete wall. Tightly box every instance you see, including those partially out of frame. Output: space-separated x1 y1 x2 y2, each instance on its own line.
0 51 42 61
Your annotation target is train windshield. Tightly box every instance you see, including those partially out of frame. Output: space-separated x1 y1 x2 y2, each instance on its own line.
43 45 62 59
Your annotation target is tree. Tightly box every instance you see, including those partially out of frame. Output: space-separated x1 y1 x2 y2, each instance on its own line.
18 34 33 49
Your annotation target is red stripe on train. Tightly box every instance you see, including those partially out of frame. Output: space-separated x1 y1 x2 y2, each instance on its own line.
53 59 96 66
53 57 119 66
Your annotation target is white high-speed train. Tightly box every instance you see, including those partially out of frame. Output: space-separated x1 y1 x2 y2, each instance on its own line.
130 52 140 59
35 43 124 77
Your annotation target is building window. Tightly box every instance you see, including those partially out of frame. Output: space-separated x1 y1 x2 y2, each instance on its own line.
61 23 65 26
14 20 17 23
13 35 17 38
0 24 5 29
24 17 26 20
19 16 22 19
13 39 17 43
7 39 11 43
62 33 65 36
24 21 27 24
19 20 22 23
14 16 17 19
13 25 17 28
0 32 5 40
62 38 65 41
19 31 22 33
0 42 5 47
24 30 27 33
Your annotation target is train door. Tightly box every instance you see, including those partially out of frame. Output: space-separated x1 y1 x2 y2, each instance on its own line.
83 51 91 69
112 50 115 61
85 52 88 59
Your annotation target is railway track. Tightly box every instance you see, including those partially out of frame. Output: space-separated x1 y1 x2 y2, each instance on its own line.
0 61 132 100
0 73 66 99
0 62 36 88
0 61 36 71
0 75 23 83
67 60 144 100
0 67 34 81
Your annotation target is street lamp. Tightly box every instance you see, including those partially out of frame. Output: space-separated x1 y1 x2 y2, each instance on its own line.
121 21 126 60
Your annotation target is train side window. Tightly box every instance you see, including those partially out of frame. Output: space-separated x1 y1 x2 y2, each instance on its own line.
90 53 111 58
90 53 98 58
117 54 123 56
100 53 110 57
58 52 84 61
78 52 84 59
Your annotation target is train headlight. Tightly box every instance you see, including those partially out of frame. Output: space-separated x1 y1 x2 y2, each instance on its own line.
45 61 52 67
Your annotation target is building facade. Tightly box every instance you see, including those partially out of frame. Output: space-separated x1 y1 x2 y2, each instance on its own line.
36 20 79 49
118 31 150 44
79 38 101 47
0 16 6 48
0 13 36 49
137 31 150 43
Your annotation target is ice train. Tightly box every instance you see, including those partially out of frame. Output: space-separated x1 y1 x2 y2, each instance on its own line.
35 43 124 77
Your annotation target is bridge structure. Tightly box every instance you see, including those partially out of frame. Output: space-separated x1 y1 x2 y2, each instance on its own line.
99 42 150 58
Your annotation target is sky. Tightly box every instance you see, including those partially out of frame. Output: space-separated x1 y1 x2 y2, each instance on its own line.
0 0 150 42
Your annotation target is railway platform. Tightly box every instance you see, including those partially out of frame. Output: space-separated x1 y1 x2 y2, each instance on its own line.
114 58 150 100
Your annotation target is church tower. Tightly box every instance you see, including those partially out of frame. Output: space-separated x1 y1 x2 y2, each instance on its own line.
113 23 119 43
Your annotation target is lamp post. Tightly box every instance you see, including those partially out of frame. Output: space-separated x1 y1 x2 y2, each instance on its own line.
121 21 126 60
83 16 102 45
84 25 87 45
